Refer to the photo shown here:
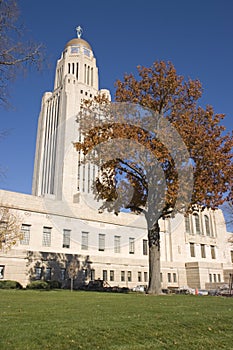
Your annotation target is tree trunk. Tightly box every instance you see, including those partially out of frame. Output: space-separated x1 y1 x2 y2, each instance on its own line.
147 221 161 295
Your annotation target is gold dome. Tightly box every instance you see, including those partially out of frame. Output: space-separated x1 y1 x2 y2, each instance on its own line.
65 38 92 51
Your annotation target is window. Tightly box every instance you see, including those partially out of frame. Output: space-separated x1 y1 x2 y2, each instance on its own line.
20 224 30 245
204 215 210 236
211 245 216 259
0 265 4 279
99 234 105 251
127 271 132 282
143 239 148 255
63 229 71 248
110 270 114 282
194 213 200 234
190 242 195 257
138 271 142 282
60 268 66 281
103 270 107 281
231 251 233 263
218 274 221 282
114 235 121 253
129 237 135 254
213 274 217 283
201 244 206 258
42 227 51 247
35 267 42 280
90 269 95 281
71 45 79 54
81 232 88 250
144 272 148 282
84 48 90 57
168 273 171 283
121 271 125 282
185 215 191 233
209 274 212 282
45 268 51 281
173 273 177 283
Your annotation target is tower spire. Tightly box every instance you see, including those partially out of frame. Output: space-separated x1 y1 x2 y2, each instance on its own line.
76 26 83 39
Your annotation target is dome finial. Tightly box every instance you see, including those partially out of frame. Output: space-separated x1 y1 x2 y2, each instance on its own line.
76 26 83 39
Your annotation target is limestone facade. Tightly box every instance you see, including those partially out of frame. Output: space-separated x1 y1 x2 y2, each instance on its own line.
0 29 232 290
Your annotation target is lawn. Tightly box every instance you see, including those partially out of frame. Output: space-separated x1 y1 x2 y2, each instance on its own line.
0 290 232 350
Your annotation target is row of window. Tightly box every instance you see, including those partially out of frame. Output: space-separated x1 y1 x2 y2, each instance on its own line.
209 273 221 283
20 225 149 255
189 243 216 259
33 268 179 284
67 62 94 86
185 213 215 237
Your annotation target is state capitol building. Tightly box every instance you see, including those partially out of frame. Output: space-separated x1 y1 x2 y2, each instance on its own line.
0 28 232 290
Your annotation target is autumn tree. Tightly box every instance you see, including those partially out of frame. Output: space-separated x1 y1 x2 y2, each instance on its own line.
0 207 22 251
0 0 44 107
75 61 233 294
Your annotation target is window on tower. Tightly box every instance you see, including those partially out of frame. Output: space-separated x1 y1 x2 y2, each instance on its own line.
71 46 79 54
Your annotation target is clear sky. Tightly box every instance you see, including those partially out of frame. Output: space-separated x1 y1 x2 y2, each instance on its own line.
0 0 232 196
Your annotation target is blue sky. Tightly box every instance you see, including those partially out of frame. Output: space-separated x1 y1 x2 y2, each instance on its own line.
0 0 232 196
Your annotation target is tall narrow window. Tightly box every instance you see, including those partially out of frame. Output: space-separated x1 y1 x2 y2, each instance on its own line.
143 239 148 255
103 270 107 281
90 269 95 281
114 235 121 253
42 227 51 247
210 245 216 259
194 213 200 234
60 268 66 281
98 234 105 251
201 244 206 258
91 67 93 86
167 273 171 283
127 271 132 282
63 229 71 248
35 267 42 280
68 63 70 74
209 274 212 282
129 237 135 254
20 224 30 245
110 270 114 281
81 232 88 250
84 64 86 83
45 268 51 281
87 66 90 85
185 215 191 233
173 273 177 283
231 251 233 263
76 62 79 80
121 271 125 282
204 215 210 236
138 271 142 282
144 272 148 282
190 242 195 257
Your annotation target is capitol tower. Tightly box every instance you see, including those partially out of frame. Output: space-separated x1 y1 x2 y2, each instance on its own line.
32 27 110 203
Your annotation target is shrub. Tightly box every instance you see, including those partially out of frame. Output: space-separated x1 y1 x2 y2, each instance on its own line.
47 280 62 289
0 280 23 289
26 281 49 290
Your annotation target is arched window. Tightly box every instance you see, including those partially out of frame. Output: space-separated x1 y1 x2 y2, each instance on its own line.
194 213 200 234
204 215 210 236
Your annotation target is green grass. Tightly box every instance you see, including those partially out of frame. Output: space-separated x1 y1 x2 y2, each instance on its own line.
0 290 232 350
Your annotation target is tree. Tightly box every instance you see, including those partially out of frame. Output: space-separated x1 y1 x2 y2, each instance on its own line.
0 207 22 251
67 258 78 292
75 61 233 294
0 0 44 107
